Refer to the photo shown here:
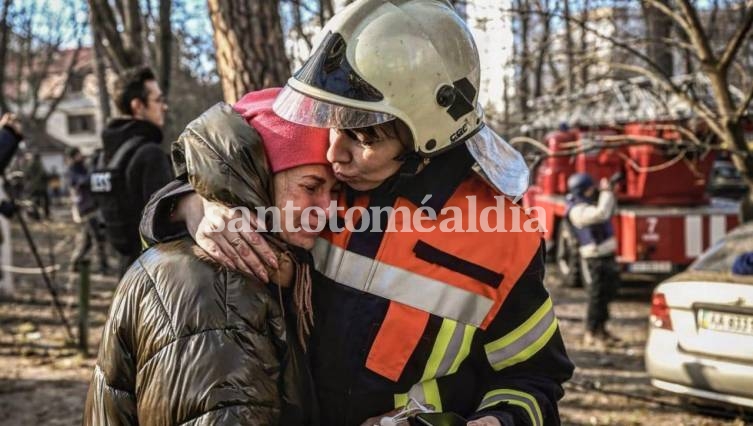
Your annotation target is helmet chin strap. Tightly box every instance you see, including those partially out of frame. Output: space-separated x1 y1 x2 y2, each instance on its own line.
394 150 423 178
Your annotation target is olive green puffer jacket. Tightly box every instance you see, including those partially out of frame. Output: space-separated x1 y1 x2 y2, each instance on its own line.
84 103 315 425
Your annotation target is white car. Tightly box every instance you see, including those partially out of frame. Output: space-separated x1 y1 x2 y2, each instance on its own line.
645 222 753 409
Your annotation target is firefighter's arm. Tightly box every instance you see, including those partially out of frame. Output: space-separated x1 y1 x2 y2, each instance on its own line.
568 190 615 228
469 244 574 426
139 179 277 280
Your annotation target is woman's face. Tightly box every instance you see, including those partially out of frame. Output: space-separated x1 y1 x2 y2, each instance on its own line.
273 164 337 250
326 124 409 191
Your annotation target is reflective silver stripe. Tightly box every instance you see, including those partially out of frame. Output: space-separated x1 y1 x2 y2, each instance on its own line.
478 391 542 426
485 305 557 369
313 238 494 327
436 321 466 377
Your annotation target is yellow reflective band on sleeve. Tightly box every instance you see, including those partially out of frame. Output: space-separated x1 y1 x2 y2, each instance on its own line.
421 318 477 383
478 389 543 426
394 392 409 409
484 297 558 371
449 324 475 375
408 379 443 412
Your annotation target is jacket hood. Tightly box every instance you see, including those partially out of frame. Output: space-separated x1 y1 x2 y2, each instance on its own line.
172 102 274 211
102 118 163 156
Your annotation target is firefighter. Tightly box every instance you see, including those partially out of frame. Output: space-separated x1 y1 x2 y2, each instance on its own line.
140 1 574 424
565 173 621 347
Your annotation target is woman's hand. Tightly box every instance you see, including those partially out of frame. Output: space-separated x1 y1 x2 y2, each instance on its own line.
467 416 502 426
175 193 279 282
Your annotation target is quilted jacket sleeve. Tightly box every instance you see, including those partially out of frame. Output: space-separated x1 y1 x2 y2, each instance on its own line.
84 244 288 425
83 262 147 425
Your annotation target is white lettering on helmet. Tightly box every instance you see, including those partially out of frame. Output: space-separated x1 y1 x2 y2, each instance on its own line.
450 123 470 143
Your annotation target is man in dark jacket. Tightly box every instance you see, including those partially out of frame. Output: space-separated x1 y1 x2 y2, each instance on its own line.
96 67 172 275
66 147 107 275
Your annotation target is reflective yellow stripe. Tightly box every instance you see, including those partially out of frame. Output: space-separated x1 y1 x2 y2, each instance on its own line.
478 389 543 426
484 298 557 370
408 379 443 412
421 319 456 381
421 318 477 383
449 324 475 375
394 392 409 409
313 238 494 327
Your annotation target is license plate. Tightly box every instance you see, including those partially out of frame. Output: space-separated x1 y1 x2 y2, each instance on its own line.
697 309 753 336
627 261 672 273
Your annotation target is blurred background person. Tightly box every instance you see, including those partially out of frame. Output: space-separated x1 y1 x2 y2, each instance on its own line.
66 147 108 280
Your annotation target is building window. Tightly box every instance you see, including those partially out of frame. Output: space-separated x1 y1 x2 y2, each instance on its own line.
67 114 95 135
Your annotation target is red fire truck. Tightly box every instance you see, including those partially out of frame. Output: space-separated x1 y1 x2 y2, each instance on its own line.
521 122 743 282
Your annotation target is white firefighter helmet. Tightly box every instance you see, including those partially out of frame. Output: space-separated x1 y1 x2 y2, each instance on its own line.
273 0 483 156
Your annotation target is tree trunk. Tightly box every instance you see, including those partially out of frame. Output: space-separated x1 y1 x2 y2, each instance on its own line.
158 0 171 98
0 0 11 112
89 13 111 125
579 0 589 87
87 0 145 73
516 0 530 120
533 0 550 99
208 0 291 103
563 0 575 96
642 0 674 77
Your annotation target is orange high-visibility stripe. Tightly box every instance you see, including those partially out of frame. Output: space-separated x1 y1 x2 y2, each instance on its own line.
366 302 430 382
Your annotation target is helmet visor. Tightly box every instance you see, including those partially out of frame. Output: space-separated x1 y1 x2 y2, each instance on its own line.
273 85 396 130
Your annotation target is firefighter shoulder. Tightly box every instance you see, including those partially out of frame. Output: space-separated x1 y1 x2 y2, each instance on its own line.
314 166 574 425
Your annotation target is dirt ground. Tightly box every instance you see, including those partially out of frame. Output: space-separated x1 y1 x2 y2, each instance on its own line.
0 205 750 425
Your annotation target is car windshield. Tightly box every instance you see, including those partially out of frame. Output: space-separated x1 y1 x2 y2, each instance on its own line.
690 223 753 273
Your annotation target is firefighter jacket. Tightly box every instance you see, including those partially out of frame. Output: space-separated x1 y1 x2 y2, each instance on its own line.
565 191 617 258
140 144 574 426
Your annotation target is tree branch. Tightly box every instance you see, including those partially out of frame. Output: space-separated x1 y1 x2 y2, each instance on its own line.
736 82 753 119
41 42 82 123
674 0 715 64
642 0 691 38
718 5 753 72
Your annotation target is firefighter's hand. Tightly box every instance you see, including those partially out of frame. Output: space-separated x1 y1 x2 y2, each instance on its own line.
359 408 404 426
467 416 503 426
0 113 22 136
180 193 279 282
599 177 611 191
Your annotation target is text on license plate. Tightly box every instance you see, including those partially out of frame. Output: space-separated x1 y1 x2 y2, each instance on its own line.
697 309 753 336
627 261 672 273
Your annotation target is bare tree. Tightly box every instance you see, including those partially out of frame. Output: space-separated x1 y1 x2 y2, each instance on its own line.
88 11 110 125
2 1 85 133
87 0 144 73
0 0 11 112
208 0 290 103
515 0 531 120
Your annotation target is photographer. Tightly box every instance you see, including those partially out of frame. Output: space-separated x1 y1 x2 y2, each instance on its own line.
0 113 23 218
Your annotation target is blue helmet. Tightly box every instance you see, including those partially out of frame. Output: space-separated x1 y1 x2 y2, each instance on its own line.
567 173 594 195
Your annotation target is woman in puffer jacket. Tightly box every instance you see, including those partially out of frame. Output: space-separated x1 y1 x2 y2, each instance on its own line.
84 88 335 425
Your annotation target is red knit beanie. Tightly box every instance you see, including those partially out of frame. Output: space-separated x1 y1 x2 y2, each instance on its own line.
233 87 330 173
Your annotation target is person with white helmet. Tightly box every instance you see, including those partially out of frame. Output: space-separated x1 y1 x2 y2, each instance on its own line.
140 1 573 424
